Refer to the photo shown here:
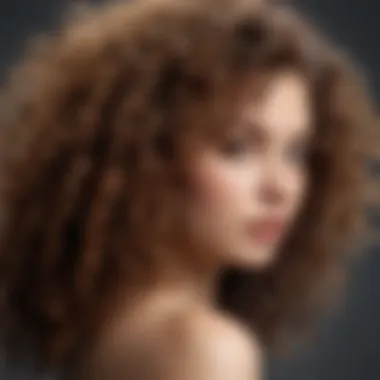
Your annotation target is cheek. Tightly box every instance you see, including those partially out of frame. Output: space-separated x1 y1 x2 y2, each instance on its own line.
188 156 252 215
194 169 235 207
184 156 253 257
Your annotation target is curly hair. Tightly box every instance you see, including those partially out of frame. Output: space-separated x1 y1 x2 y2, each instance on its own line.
0 0 375 373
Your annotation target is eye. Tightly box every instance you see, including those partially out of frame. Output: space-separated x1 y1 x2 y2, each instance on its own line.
220 135 252 158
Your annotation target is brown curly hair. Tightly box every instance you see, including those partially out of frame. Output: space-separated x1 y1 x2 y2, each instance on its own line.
0 0 375 373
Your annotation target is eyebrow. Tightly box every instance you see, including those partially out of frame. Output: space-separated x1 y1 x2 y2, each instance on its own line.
238 117 313 144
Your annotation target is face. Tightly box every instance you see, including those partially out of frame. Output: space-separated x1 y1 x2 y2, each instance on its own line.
185 71 312 270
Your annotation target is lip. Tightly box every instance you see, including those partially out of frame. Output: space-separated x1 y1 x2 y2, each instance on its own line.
246 218 285 243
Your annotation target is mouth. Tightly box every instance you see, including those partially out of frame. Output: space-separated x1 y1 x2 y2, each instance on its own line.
246 217 285 244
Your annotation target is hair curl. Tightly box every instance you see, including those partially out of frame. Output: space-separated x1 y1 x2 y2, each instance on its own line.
0 0 376 373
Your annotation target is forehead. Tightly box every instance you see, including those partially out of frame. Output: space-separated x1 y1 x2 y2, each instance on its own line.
243 71 312 136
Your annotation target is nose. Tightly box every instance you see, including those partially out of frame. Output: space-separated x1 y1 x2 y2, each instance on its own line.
258 160 288 207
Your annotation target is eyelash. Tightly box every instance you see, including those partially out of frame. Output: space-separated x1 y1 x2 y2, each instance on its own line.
219 133 310 163
220 136 253 158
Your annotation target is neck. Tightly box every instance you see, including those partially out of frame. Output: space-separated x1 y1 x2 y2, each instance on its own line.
139 243 224 306
157 254 221 305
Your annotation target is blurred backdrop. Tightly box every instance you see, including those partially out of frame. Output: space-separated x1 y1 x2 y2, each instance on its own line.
0 1 379 379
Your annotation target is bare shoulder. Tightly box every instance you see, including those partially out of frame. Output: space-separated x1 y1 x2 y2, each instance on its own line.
174 306 263 380
84 302 262 380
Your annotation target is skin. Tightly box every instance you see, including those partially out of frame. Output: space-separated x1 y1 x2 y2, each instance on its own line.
83 70 312 380
185 71 311 270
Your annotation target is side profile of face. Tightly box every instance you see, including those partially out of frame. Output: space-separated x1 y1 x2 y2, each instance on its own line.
185 71 312 270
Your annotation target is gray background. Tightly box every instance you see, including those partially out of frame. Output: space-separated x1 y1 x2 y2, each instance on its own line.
0 0 379 379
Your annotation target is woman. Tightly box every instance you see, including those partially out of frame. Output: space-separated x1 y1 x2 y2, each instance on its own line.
0 0 375 379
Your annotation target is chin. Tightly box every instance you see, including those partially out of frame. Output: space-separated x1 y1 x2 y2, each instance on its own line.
232 247 278 271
